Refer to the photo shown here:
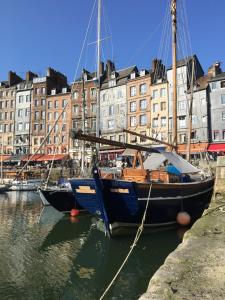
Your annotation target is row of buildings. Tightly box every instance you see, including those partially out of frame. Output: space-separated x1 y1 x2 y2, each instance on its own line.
0 55 225 163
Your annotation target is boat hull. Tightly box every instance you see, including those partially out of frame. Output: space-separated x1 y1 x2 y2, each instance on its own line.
38 188 82 212
70 177 214 232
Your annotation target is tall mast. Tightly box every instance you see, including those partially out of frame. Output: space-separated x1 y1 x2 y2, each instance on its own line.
95 0 101 158
81 69 86 172
171 0 177 150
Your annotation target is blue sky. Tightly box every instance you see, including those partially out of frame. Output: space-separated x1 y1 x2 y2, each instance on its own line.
0 0 225 82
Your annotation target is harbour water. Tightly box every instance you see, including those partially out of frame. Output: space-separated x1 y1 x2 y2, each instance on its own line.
0 191 181 300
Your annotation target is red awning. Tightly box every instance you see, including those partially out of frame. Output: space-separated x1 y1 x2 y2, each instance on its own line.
208 143 225 152
0 155 12 161
22 154 69 162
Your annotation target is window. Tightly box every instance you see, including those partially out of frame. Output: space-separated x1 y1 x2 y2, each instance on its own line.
62 112 66 119
48 112 52 120
130 116 137 127
34 99 38 106
109 79 116 87
18 123 23 131
40 124 45 131
221 81 225 88
62 99 67 108
213 130 219 141
26 95 30 102
161 117 166 127
109 105 115 116
18 109 22 117
140 99 147 110
222 112 225 120
62 124 66 131
130 86 136 97
179 116 186 128
73 121 78 129
153 103 159 112
0 101 3 109
54 112 59 119
25 123 29 130
160 102 166 111
62 136 66 143
91 119 96 130
41 87 46 94
211 82 217 90
140 70 146 77
10 100 14 107
9 124 13 132
5 101 9 108
178 101 186 110
140 114 147 126
130 134 137 143
34 111 39 120
0 124 3 132
34 138 38 145
51 89 56 95
179 133 186 143
110 135 115 140
117 90 123 98
130 72 136 79
152 118 158 128
160 88 166 97
41 98 46 106
140 131 146 142
130 101 136 112
192 115 198 124
4 124 8 133
4 112 8 120
221 95 225 105
19 95 23 103
140 83 147 94
34 124 38 131
119 135 124 142
102 93 107 101
223 130 225 140
48 101 52 109
177 86 184 96
25 108 30 117
108 120 115 129
72 105 78 115
73 91 79 99
91 88 97 98
55 100 59 108
152 90 158 99
91 103 96 113
41 111 45 120
54 124 59 133
0 112 2 120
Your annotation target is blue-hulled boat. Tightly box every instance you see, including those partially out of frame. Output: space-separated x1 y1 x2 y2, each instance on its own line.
70 154 214 236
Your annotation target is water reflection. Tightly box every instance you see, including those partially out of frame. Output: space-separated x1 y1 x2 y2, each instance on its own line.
0 192 181 300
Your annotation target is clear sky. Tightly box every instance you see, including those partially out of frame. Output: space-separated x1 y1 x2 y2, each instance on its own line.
0 0 225 83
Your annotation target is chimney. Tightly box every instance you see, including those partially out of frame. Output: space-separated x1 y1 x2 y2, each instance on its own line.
207 62 222 78
99 61 104 75
26 71 38 81
8 71 23 86
152 58 158 73
106 60 115 78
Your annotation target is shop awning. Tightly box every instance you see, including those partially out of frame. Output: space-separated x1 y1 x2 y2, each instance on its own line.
0 155 12 162
178 143 208 154
208 143 225 152
22 154 69 162
100 149 124 154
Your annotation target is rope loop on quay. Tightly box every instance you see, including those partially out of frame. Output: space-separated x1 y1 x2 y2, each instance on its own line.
99 182 153 300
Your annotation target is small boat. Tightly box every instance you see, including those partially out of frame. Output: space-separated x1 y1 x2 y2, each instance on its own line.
0 182 11 192
9 179 43 191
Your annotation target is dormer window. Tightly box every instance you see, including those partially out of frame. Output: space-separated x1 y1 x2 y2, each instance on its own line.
84 73 88 81
140 70 146 77
62 87 67 93
51 89 56 95
109 79 116 87
111 72 116 79
130 72 136 80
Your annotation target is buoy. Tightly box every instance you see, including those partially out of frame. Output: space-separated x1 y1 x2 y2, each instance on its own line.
176 211 191 226
70 208 80 217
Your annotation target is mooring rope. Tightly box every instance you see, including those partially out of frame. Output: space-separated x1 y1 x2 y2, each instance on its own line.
99 182 153 300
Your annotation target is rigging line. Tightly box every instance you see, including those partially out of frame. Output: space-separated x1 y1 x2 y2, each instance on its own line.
99 182 153 300
102 1 114 62
153 0 170 83
181 0 193 55
127 14 167 66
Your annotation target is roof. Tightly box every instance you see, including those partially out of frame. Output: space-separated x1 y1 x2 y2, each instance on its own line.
22 154 69 162
208 72 225 82
187 75 209 93
167 55 201 70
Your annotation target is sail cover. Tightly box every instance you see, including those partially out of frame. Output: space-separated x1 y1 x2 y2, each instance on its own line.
144 151 200 174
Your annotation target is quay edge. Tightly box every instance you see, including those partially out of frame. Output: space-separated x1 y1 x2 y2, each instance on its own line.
139 157 225 300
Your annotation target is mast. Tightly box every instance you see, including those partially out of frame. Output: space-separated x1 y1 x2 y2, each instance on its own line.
81 69 86 172
186 58 195 162
95 0 101 159
171 0 177 150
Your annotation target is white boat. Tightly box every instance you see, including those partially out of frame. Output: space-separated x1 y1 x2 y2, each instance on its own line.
9 179 43 191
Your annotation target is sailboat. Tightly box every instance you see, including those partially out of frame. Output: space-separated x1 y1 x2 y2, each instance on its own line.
70 1 214 236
